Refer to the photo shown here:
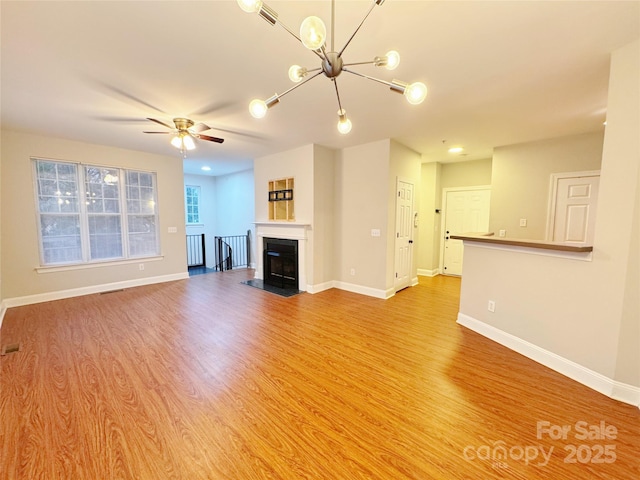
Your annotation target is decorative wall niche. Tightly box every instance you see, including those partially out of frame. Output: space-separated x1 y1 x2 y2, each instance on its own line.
268 177 295 221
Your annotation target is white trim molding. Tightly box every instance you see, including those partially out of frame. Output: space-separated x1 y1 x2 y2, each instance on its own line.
306 281 335 294
334 281 394 300
457 313 640 408
0 304 7 331
2 272 189 311
417 268 440 277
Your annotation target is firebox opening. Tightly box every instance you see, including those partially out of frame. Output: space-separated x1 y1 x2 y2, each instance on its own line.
263 237 299 289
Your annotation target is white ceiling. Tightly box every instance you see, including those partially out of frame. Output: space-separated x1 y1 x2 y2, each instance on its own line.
2 1 639 176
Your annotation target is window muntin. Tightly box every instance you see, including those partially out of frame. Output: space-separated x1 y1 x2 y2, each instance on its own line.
185 185 201 224
33 159 160 266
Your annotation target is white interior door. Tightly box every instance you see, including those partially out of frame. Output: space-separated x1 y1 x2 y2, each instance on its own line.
550 174 599 244
395 179 414 291
442 188 491 276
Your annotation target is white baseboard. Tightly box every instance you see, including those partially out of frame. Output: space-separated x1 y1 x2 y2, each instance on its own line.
2 272 190 311
306 281 335 294
0 304 6 330
457 313 640 408
417 268 440 277
333 281 393 299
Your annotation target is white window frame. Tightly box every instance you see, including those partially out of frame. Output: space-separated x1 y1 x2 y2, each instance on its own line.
185 185 201 225
32 158 161 267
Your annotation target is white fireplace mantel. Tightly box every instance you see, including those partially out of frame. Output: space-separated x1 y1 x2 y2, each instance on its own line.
253 222 312 290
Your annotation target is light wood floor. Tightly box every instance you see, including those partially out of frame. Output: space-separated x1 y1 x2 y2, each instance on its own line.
1 270 638 479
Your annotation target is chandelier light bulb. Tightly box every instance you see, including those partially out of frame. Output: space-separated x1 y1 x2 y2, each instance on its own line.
337 109 352 134
384 50 400 70
404 82 427 105
249 99 268 118
300 16 326 50
237 0 263 13
288 65 307 83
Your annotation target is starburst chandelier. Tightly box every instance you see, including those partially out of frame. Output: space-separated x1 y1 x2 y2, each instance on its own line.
237 0 428 135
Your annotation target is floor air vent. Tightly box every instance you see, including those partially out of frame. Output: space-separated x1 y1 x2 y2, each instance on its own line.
1 343 22 355
100 289 125 295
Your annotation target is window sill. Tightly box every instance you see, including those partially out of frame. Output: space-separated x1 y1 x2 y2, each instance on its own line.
35 256 164 274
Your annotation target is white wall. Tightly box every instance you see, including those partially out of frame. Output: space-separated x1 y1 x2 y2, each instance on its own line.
417 162 441 275
254 144 315 224
214 169 256 267
214 169 255 237
312 145 336 287
457 39 640 405
490 132 604 239
335 140 390 293
1 130 187 302
441 158 492 190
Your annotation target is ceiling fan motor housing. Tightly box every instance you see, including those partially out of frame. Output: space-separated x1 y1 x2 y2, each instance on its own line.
173 118 194 131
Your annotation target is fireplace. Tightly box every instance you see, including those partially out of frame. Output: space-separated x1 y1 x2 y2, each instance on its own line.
263 237 299 289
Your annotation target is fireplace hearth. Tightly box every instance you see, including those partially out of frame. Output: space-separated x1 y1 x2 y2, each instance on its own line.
263 237 298 289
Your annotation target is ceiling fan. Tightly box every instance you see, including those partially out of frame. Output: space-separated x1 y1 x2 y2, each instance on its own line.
143 117 224 156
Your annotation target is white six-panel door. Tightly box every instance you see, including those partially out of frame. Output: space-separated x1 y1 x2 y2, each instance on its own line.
395 179 414 291
441 188 491 276
550 173 600 244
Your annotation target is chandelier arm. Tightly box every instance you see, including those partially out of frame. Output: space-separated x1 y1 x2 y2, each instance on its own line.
277 70 325 100
342 67 393 87
332 78 344 113
321 45 331 65
337 0 379 58
342 60 377 67
331 0 335 52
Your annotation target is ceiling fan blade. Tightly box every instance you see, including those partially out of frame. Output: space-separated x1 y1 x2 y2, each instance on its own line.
191 100 235 117
147 117 173 129
190 123 212 133
197 134 225 144
205 126 265 140
143 131 170 134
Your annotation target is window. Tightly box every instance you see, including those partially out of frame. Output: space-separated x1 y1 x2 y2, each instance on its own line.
185 185 201 224
33 159 160 266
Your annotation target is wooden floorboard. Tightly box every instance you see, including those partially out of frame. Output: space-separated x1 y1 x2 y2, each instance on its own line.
1 270 638 479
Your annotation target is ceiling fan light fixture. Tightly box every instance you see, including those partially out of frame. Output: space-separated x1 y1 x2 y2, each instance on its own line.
171 132 196 151
337 109 352 135
183 134 196 151
170 134 183 149
300 16 326 50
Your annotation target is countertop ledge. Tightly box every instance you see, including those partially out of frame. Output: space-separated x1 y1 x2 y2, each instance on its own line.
450 234 593 253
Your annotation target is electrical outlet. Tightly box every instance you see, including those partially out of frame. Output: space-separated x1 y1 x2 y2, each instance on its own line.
499 229 506 237
350 268 356 276
139 263 145 271
488 300 496 312
519 218 527 227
